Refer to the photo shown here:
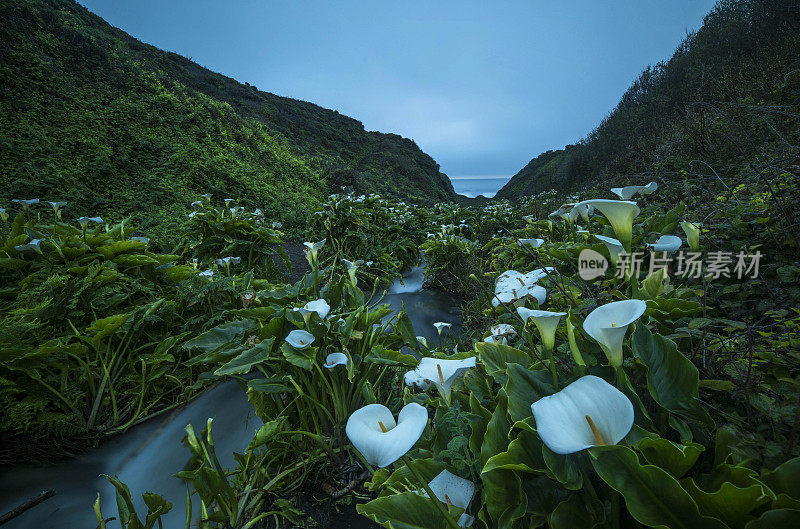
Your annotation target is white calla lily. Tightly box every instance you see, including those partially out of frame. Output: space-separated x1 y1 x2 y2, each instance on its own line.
575 199 640 250
214 256 241 268
517 308 566 353
200 193 212 201
583 299 647 367
411 357 476 404
14 238 43 255
342 258 362 285
12 198 39 210
518 238 545 250
489 324 517 340
224 198 235 208
531 375 634 454
0 208 7 222
416 336 429 348
404 371 432 390
642 181 657 194
610 182 656 200
285 329 315 349
294 298 331 323
198 269 213 279
303 239 326 265
323 352 348 369
46 201 67 218
433 322 452 336
592 234 624 265
130 237 150 244
572 203 594 223
345 403 428 467
424 470 476 527
680 221 701 251
646 235 682 253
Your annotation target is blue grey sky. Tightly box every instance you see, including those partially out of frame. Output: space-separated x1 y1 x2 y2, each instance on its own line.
78 0 717 177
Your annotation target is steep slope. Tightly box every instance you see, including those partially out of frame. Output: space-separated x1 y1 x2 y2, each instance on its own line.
0 0 454 232
498 0 800 199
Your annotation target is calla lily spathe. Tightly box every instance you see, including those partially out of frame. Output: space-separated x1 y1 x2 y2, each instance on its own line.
323 352 348 369
492 269 552 308
489 323 517 343
572 203 594 223
518 238 545 250
14 238 43 254
424 470 475 527
285 329 315 349
303 239 326 265
583 299 647 367
531 375 634 454
517 308 566 353
592 234 624 265
575 199 640 251
215 256 241 267
342 259 362 285
610 182 657 200
198 269 213 279
433 322 452 336
12 198 39 209
410 357 476 404
680 221 701 251
646 235 682 253
0 208 7 222
294 299 331 322
345 403 428 467
46 201 67 218
77 216 103 229
404 371 432 390
130 237 150 244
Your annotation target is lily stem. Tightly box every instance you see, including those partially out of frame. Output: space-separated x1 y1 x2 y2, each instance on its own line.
401 455 462 529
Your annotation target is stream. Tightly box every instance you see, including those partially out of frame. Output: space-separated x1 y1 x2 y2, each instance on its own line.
0 266 460 529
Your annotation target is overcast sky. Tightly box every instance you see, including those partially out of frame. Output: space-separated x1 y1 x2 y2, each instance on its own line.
79 0 718 177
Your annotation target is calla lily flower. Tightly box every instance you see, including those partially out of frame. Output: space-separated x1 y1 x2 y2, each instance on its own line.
345 403 428 467
130 237 150 244
518 238 545 250
680 221 701 251
0 208 8 222
517 308 566 353
410 357 476 404
303 239 326 266
271 221 282 229
646 235 682 253
198 269 213 279
573 203 594 223
493 269 549 308
224 198 235 208
214 256 241 267
423 470 475 527
15 238 43 254
531 375 634 454
323 352 348 369
12 198 39 210
77 216 103 229
285 329 315 349
404 371 432 390
522 215 535 223
488 323 517 344
416 336 429 348
342 259 362 285
583 299 647 367
482 335 503 344
592 234 624 265
46 201 67 218
433 322 452 336
294 298 331 323
610 182 657 200
188 211 198 219
200 193 212 201
575 199 640 250
190 200 203 208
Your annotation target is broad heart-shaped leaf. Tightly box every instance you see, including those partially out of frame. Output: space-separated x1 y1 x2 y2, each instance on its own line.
682 471 773 527
280 342 317 370
214 338 274 375
480 469 527 529
590 445 728 529
503 363 555 423
475 342 530 384
549 492 601 529
357 490 464 529
634 436 704 478
631 324 713 429
182 320 252 353
480 394 511 468
395 308 420 352
365 345 418 366
744 508 800 529
542 446 582 490
468 394 492 456
760 457 800 500
247 417 287 451
646 298 704 319
482 428 547 475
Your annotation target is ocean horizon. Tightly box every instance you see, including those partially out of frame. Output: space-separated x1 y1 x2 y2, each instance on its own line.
449 175 512 198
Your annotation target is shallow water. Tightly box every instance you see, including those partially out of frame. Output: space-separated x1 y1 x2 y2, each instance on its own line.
0 269 459 528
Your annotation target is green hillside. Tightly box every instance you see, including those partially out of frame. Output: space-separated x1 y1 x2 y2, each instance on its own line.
0 0 454 235
498 0 800 198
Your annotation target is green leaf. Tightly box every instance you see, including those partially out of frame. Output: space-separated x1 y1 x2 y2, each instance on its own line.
549 493 600 529
247 417 287 451
475 341 530 384
744 509 800 529
590 445 728 529
761 457 800 500
214 338 273 375
542 446 582 490
482 429 546 474
182 320 252 353
366 345 419 366
631 324 713 428
503 363 554 423
395 309 420 352
635 437 704 478
280 342 317 371
356 491 463 529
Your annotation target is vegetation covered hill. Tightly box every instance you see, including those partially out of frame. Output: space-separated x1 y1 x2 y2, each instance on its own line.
0 0 454 235
498 0 800 199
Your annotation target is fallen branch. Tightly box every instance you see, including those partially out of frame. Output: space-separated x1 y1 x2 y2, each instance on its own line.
0 489 57 526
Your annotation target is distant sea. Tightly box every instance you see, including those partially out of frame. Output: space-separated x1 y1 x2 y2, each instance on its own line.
449 175 512 198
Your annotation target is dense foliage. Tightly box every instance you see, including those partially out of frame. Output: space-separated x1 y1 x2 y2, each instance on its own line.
0 0 455 242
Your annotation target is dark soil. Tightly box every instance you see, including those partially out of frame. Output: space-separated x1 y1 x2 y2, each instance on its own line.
284 241 310 283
